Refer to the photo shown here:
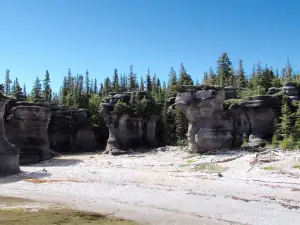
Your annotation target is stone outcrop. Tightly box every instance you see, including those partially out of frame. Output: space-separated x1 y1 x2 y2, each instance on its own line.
3 100 106 165
5 101 52 165
174 85 281 153
282 82 300 101
0 95 20 175
101 92 160 155
235 96 281 147
48 105 105 152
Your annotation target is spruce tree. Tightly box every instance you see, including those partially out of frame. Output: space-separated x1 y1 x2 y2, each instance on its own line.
285 59 292 81
85 70 90 94
175 107 188 140
167 67 177 97
94 78 98 94
216 53 233 86
280 96 293 139
90 79 94 94
202 72 209 85
140 76 145 91
61 76 68 105
128 65 137 91
23 84 27 100
4 69 11 95
146 69 152 92
112 69 119 92
208 67 216 85
236 60 247 88
178 63 193 85
31 77 42 102
42 70 51 102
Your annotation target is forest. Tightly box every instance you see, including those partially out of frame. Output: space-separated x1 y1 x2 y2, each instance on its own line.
1 52 300 149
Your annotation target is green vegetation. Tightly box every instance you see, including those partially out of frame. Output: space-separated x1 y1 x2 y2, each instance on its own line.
1 53 300 147
0 197 136 225
292 164 300 169
263 166 278 171
193 163 225 173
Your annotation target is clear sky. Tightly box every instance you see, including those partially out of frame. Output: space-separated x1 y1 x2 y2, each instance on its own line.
0 0 299 92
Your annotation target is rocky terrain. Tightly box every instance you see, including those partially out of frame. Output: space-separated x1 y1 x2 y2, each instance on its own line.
0 147 300 225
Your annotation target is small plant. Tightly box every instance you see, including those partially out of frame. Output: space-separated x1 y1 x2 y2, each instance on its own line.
292 164 300 169
263 166 277 171
177 138 187 147
193 163 225 173
186 159 195 163
280 136 295 150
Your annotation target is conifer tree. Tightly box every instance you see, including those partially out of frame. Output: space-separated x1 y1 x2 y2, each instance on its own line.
178 63 193 85
236 60 247 88
112 69 119 92
85 70 90 94
90 79 94 94
42 70 51 102
128 65 137 91
31 77 42 102
23 84 27 100
167 67 177 97
216 53 233 86
93 78 98 94
145 69 152 92
202 72 209 85
140 76 145 91
175 107 188 139
285 59 292 80
280 96 293 138
4 69 11 95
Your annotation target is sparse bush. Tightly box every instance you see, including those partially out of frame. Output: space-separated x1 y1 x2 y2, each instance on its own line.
280 136 295 150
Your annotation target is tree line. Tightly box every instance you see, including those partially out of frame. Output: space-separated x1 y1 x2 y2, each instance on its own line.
1 52 299 145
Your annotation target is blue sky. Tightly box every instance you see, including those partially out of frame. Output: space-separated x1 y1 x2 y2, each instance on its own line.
0 0 299 92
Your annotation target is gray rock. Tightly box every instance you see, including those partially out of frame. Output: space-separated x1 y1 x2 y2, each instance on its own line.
5 105 52 165
0 95 20 175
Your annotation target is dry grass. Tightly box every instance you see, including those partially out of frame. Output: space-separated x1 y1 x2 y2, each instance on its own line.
193 163 225 173
24 178 81 184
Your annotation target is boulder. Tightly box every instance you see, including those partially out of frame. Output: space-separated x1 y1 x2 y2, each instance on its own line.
5 102 52 165
0 95 20 175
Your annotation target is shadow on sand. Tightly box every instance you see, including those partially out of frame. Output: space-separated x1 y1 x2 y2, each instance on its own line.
0 171 52 184
27 158 83 167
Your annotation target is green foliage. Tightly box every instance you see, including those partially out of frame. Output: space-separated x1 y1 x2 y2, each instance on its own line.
42 70 52 102
280 136 295 150
292 164 300 169
223 98 243 109
280 96 293 138
113 100 133 117
31 76 43 103
175 107 188 139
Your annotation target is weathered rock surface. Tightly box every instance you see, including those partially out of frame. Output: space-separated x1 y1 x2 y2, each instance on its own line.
175 86 249 153
175 85 281 152
0 95 20 175
238 96 281 147
48 106 105 153
101 92 160 155
5 101 52 165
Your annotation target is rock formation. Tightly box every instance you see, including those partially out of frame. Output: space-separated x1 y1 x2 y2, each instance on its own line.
101 92 160 155
235 96 281 147
0 95 20 175
48 105 105 152
174 85 281 153
4 101 52 165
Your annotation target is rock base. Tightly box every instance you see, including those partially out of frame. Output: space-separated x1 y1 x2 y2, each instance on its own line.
0 153 20 176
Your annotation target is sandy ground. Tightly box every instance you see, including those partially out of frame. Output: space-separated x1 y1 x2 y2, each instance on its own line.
1 147 300 225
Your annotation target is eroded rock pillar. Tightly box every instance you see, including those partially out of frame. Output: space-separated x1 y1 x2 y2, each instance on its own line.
0 96 20 176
